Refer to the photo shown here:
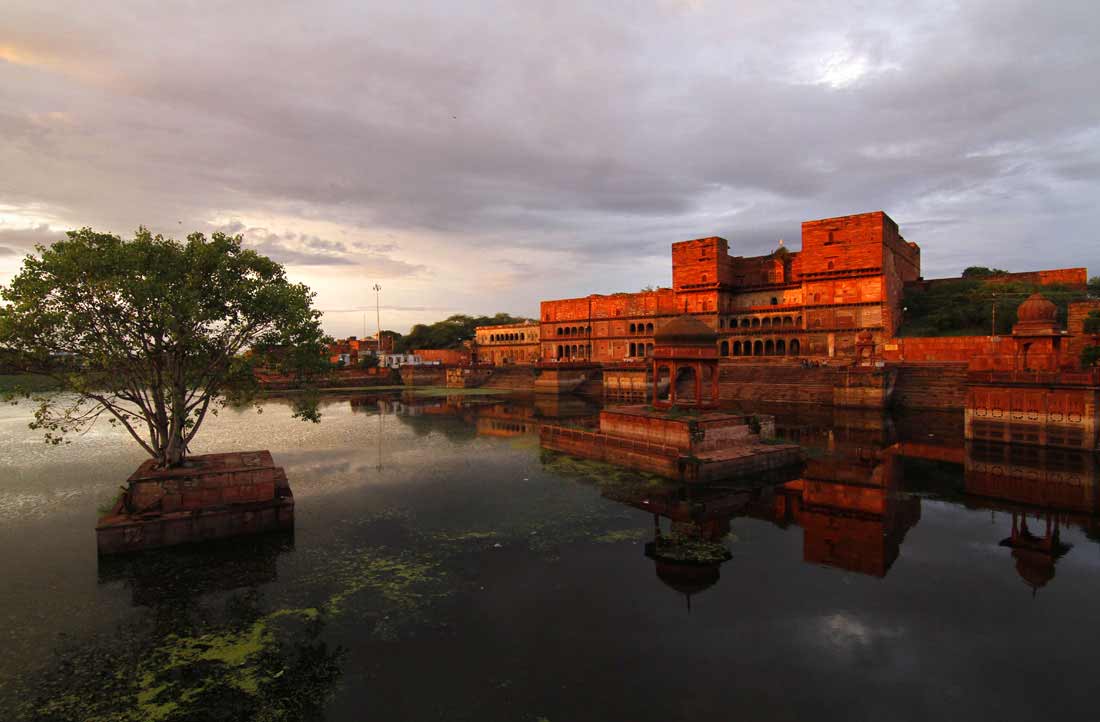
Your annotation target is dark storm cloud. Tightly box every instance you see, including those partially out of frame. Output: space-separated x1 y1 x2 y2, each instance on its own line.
1 0 1098 299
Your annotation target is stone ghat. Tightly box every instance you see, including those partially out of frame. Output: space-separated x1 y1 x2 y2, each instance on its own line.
541 407 802 484
718 362 837 404
96 450 294 555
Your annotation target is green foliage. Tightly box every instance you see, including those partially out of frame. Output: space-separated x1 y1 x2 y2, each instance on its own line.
900 279 1085 337
1082 346 1100 368
1084 311 1100 335
358 353 380 369
396 313 533 352
961 266 1009 279
772 246 791 260
1088 276 1099 297
0 227 327 467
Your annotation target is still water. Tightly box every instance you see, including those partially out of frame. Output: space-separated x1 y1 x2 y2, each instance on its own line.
2 390 1099 721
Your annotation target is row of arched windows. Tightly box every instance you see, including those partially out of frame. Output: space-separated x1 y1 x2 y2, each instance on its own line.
555 326 591 336
719 339 801 356
628 342 654 358
719 315 801 329
556 344 592 359
627 322 655 335
488 332 528 342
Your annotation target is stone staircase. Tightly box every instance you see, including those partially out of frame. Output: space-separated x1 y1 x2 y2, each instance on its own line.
890 363 968 410
718 361 837 404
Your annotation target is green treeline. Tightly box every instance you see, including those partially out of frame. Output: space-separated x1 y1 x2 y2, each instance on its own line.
389 313 534 352
900 279 1088 337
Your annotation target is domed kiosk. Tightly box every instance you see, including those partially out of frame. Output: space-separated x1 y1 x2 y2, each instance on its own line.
651 314 720 410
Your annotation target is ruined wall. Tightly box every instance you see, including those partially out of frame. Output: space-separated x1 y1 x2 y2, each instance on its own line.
414 349 471 365
881 336 999 363
912 268 1089 292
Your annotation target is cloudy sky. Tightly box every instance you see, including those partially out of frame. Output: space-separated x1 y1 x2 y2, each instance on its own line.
2 0 1098 335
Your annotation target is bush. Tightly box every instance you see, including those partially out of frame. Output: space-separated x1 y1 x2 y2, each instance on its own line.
1089 276 1100 297
961 266 1009 279
1084 311 1100 335
1082 346 1100 369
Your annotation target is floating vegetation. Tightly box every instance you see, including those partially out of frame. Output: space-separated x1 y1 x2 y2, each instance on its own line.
593 528 649 544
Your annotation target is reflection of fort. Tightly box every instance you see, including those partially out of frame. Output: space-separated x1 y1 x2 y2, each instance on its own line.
749 454 921 577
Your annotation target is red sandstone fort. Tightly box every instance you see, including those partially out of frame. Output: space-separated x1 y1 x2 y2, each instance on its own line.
474 210 1088 365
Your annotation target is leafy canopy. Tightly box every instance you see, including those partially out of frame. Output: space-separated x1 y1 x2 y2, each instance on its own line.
1089 276 1100 298
1084 310 1100 335
0 227 328 467
395 313 533 352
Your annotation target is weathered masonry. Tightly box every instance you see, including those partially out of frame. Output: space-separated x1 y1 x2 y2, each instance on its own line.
540 211 921 362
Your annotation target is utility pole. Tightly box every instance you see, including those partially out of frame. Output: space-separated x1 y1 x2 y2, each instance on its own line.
991 292 997 337
373 283 382 350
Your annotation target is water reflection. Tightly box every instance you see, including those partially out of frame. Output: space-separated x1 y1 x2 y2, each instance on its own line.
6 390 1100 721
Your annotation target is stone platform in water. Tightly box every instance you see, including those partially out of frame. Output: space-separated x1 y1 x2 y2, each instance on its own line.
96 450 294 555
540 405 802 483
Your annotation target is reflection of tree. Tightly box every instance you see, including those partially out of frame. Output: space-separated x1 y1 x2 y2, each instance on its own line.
26 542 343 722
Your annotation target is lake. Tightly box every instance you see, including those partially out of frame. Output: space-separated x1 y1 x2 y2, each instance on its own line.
2 390 1099 721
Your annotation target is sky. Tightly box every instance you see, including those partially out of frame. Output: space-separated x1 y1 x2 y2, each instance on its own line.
1 0 1098 336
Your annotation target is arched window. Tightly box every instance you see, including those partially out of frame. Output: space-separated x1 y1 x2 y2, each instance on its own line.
557 345 564 359
754 340 764 356
752 317 760 328
762 317 771 327
646 343 653 356
646 323 654 334
556 328 562 336
790 339 800 356
733 341 742 356
776 339 786 355
783 316 793 326
719 318 725 329
629 323 636 334
629 342 636 357
771 297 778 305
702 274 708 283
720 340 729 356
765 340 775 356
741 318 750 328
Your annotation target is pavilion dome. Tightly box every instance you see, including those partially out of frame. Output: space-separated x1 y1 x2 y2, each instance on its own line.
654 315 718 346
1016 293 1057 323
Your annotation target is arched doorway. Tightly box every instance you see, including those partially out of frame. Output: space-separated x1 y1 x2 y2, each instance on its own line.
720 340 729 356
754 340 764 356
776 339 786 355
789 339 800 356
765 340 775 356
674 366 697 401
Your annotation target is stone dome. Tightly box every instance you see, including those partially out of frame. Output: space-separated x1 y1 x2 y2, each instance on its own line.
654 314 718 345
1016 293 1057 323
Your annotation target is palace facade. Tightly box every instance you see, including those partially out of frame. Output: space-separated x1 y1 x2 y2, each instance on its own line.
540 211 921 362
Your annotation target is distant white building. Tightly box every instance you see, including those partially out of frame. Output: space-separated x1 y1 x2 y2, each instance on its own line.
378 353 426 369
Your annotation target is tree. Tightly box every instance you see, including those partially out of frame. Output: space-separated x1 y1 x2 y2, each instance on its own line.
1089 276 1100 298
1082 346 1100 369
961 266 1009 279
0 228 327 468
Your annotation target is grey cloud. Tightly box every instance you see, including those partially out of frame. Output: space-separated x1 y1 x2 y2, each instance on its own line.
0 0 1097 293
